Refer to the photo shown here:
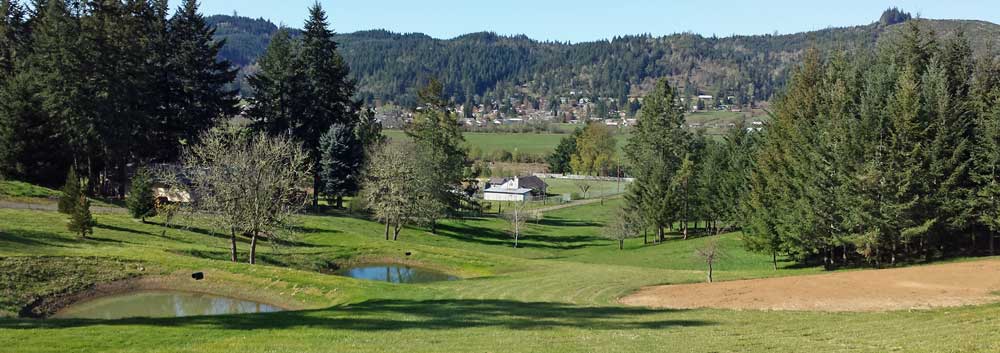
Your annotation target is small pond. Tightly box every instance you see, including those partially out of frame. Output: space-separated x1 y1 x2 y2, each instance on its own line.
52 291 282 320
334 263 458 283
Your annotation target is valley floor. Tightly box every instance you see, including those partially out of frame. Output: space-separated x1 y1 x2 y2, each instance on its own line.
0 193 998 353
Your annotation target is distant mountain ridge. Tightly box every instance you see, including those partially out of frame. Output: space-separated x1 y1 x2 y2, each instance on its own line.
206 13 1000 107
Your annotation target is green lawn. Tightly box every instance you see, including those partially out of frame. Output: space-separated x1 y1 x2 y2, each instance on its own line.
384 130 629 157
0 181 61 199
544 178 628 199
0 189 998 352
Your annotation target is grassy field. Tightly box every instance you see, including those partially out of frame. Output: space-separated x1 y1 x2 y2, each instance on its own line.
0 188 998 352
544 178 628 199
384 129 629 157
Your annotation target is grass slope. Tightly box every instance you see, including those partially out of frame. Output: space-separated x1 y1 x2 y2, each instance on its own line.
0 192 997 352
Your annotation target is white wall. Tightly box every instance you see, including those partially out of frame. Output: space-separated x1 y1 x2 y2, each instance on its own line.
484 192 527 202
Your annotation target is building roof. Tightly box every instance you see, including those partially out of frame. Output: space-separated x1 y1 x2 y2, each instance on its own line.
484 187 532 195
516 175 548 191
489 177 510 185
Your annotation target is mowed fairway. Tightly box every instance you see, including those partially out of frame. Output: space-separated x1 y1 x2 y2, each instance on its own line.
1 196 998 352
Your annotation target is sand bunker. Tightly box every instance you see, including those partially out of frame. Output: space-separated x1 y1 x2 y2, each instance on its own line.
620 259 1000 312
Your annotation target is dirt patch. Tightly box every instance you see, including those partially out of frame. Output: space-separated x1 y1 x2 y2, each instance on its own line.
620 259 1000 312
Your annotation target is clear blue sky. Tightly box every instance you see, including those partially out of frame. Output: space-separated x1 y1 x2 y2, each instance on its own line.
175 0 999 42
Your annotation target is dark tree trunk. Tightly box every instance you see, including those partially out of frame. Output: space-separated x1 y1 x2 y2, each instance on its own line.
384 221 390 241
772 251 777 271
707 261 713 283
393 222 401 241
249 231 258 265
991 234 996 256
312 172 320 210
336 195 344 209
619 239 624 250
230 227 238 262
643 228 648 245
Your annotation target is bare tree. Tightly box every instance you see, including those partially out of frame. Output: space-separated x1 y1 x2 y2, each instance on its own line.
361 141 424 241
575 179 593 199
168 127 311 264
603 206 642 250
695 237 725 283
505 201 529 248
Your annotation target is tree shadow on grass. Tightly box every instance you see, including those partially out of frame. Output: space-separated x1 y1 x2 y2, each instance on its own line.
0 230 77 248
94 223 158 237
0 299 712 331
434 222 604 250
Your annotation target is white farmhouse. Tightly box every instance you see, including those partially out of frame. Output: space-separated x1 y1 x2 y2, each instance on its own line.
483 176 548 202
483 187 532 202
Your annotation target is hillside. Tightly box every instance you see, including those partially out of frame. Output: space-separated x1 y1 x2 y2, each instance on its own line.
207 14 1000 106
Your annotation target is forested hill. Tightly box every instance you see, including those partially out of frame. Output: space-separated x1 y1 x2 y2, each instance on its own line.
207 13 1000 106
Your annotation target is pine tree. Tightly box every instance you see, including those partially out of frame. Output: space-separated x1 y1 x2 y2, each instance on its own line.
970 59 1000 256
248 28 306 135
31 0 92 172
168 0 238 147
547 128 581 174
298 3 357 208
624 79 690 241
0 0 27 80
319 123 362 208
68 193 94 239
406 79 469 229
126 167 157 222
58 168 81 214
354 106 385 154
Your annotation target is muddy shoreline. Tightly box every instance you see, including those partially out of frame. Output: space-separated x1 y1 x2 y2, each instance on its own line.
23 275 294 319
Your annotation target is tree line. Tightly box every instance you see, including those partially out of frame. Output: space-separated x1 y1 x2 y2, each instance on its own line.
620 22 999 268
0 0 236 193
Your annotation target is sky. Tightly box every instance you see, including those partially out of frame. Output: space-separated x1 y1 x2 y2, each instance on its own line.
174 0 1000 43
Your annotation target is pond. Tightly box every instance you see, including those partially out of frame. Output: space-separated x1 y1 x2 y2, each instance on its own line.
334 263 458 283
52 291 282 320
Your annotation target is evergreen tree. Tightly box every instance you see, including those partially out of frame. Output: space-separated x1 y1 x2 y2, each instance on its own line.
970 58 1000 256
354 106 385 154
319 123 362 208
68 193 94 239
30 0 92 172
546 128 581 174
248 28 306 135
126 167 157 222
58 168 81 215
168 0 238 147
298 3 357 208
406 79 469 230
624 79 689 241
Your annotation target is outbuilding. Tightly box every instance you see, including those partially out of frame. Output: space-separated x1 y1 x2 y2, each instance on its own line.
483 187 533 202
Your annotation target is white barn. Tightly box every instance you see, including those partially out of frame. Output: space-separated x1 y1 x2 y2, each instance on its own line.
483 187 532 202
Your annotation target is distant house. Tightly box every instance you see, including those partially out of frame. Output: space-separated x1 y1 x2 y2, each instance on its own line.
484 176 548 201
483 187 532 202
148 163 193 203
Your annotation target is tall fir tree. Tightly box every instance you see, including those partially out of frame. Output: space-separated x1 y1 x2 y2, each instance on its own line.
624 79 690 241
168 0 237 150
248 28 306 135
126 167 157 222
298 3 357 208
